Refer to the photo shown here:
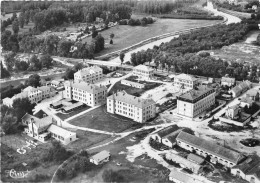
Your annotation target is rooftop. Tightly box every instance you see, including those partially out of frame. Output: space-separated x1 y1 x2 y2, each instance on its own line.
107 90 155 108
90 150 110 162
178 86 214 101
187 153 205 165
75 66 102 76
169 169 202 183
48 124 76 139
156 125 180 138
134 65 154 72
22 113 53 129
221 77 235 83
247 89 259 97
176 131 242 164
64 80 107 94
175 74 198 82
62 102 84 111
232 155 260 179
240 97 254 105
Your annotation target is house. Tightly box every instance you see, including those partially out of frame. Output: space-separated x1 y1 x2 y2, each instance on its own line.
64 80 107 107
240 97 254 108
221 77 235 87
150 125 180 143
47 79 64 88
169 169 202 183
187 153 205 165
176 86 215 118
225 104 240 119
174 74 199 90
22 113 77 145
107 90 156 123
231 155 260 183
162 129 183 148
37 86 56 99
176 131 244 167
133 65 154 79
90 150 110 165
48 124 77 145
246 89 259 101
22 113 53 143
74 66 103 83
229 80 252 98
166 152 202 174
23 86 43 103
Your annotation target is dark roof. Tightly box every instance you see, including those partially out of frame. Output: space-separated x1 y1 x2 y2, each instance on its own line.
157 125 180 138
232 155 260 179
34 110 48 119
176 131 242 164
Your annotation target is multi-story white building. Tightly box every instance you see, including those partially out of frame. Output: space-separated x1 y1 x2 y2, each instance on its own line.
176 131 244 168
74 66 103 83
2 86 56 107
177 87 215 118
174 74 199 90
107 90 156 123
64 80 107 107
133 65 154 79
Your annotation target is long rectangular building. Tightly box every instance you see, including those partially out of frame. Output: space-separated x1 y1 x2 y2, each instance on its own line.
64 80 107 107
177 86 215 118
107 91 156 123
176 131 243 168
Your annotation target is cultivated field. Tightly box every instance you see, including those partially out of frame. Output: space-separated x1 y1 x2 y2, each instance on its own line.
82 18 222 56
68 106 136 133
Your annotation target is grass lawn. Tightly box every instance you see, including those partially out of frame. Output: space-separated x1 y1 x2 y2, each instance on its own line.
68 106 136 133
56 105 91 121
1 134 58 182
69 128 171 183
108 79 162 97
82 18 221 56
66 130 112 150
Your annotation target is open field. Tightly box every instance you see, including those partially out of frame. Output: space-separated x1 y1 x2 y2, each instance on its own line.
68 106 136 133
67 130 112 150
82 18 221 56
67 128 171 183
1 134 57 182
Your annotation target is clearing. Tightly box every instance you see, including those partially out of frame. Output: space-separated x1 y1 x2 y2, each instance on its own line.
82 18 221 56
67 106 137 133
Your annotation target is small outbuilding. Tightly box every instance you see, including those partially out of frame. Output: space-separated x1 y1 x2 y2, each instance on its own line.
90 150 110 165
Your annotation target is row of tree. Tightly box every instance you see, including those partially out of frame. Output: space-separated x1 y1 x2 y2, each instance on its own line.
119 17 155 26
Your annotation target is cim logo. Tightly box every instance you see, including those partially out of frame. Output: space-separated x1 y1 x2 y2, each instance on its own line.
5 169 31 179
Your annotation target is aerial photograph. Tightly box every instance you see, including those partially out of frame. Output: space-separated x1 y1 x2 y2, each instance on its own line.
0 0 260 182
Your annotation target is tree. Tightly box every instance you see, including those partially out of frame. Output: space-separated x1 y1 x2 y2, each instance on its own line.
102 169 124 183
63 68 75 80
110 33 115 44
257 34 260 46
57 40 73 57
1 30 12 50
92 26 98 38
119 52 125 65
12 18 19 34
28 54 42 71
12 97 35 121
4 52 16 71
25 74 41 87
19 12 25 28
43 35 59 55
40 54 52 69
24 10 30 25
1 62 10 78
1 115 18 135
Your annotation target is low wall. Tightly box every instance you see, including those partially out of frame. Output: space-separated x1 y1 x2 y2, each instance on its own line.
219 116 250 127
